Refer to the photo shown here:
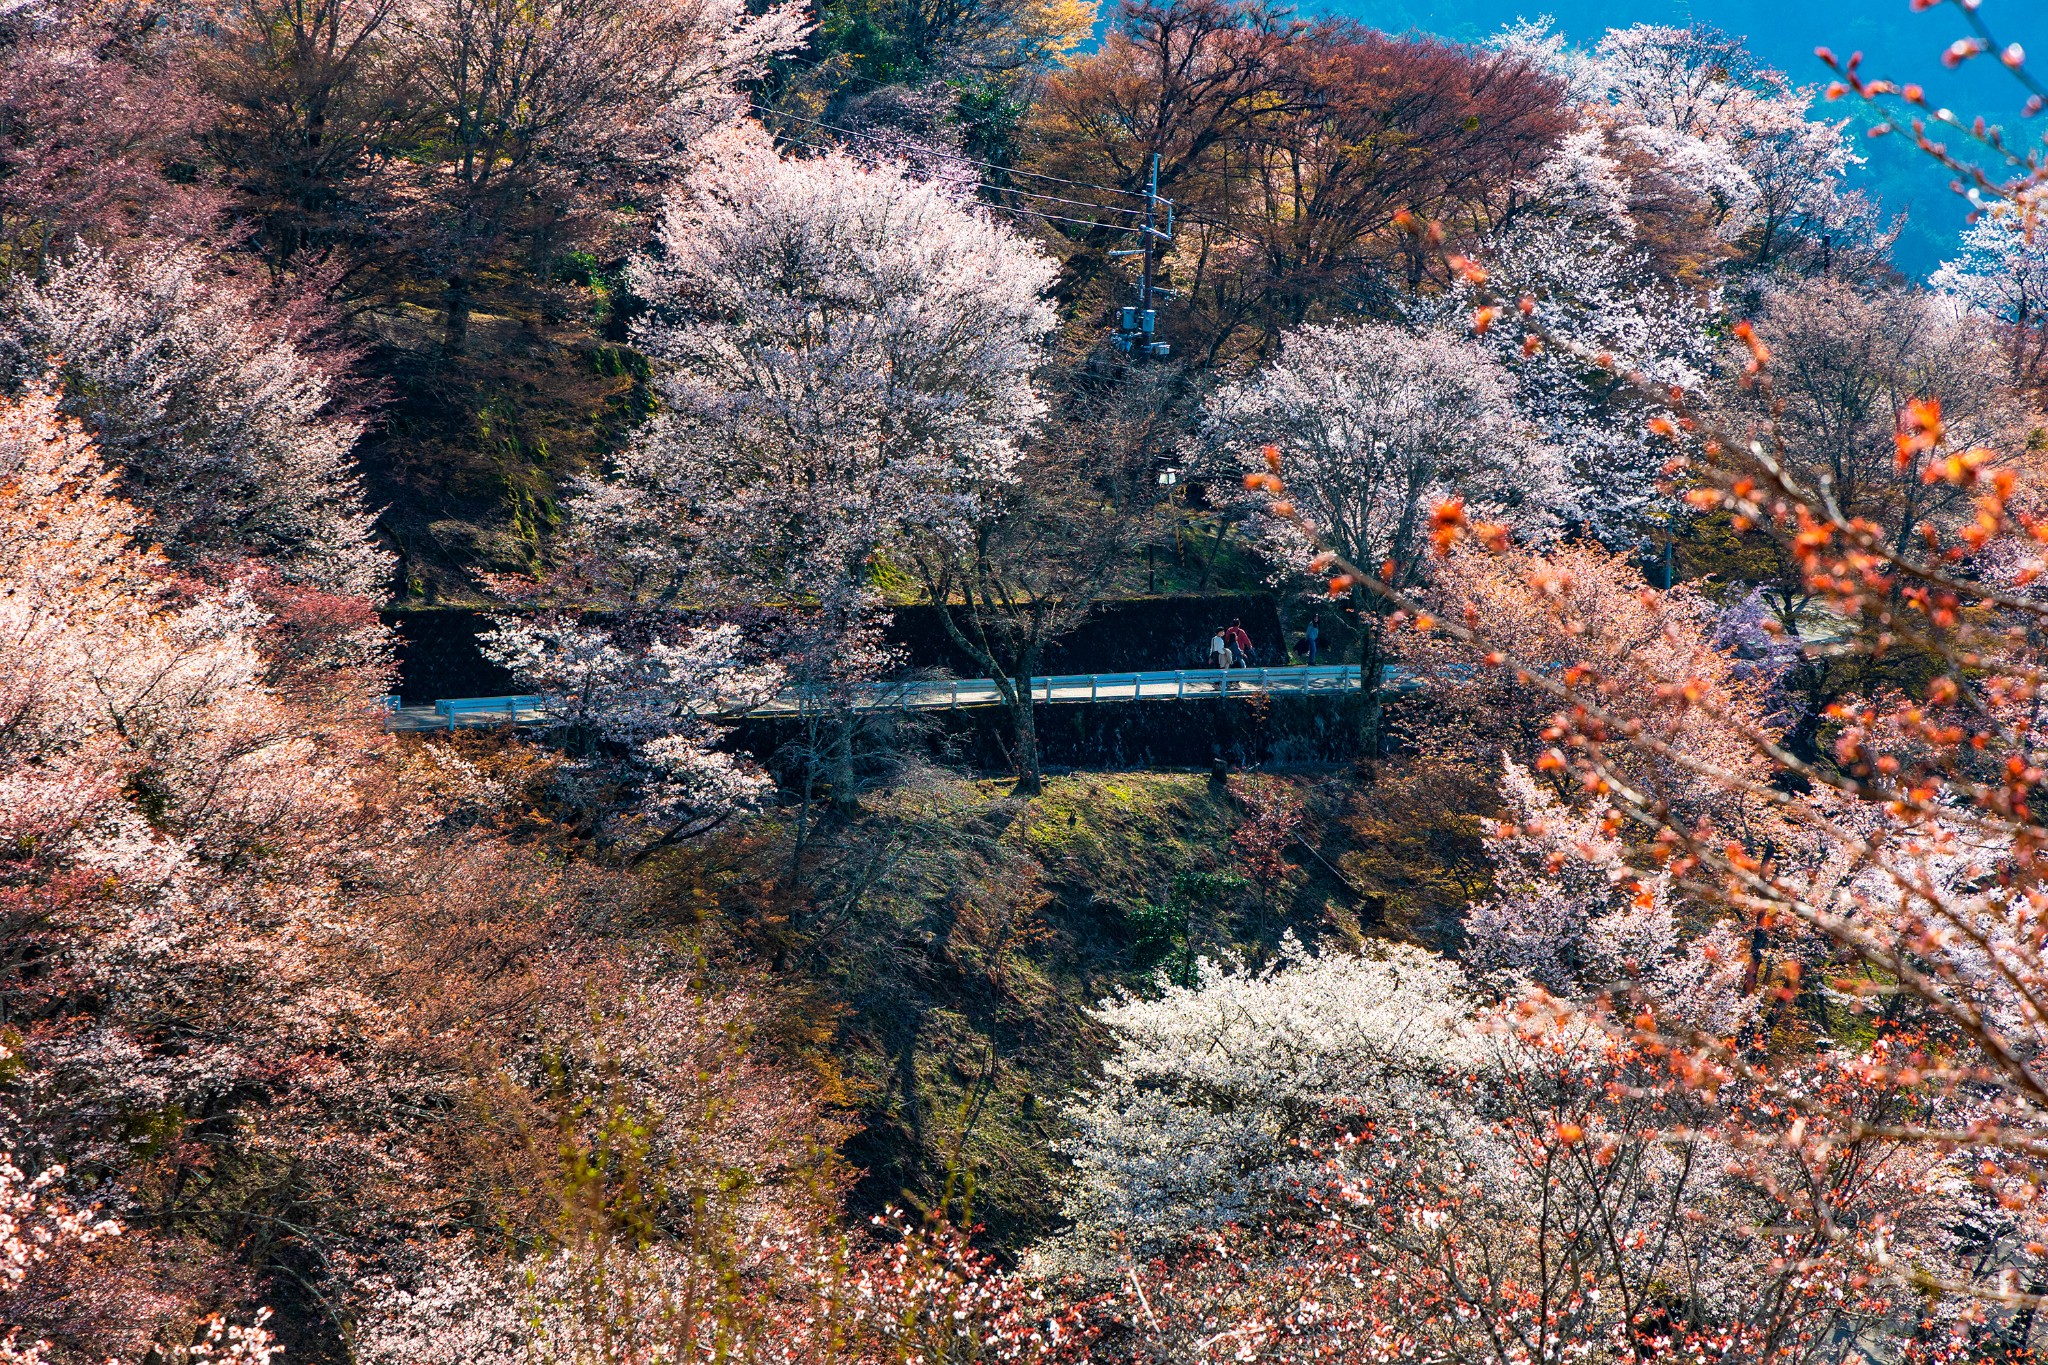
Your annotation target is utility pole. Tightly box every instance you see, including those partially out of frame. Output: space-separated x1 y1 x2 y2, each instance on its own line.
1112 153 1172 361
1140 152 1158 334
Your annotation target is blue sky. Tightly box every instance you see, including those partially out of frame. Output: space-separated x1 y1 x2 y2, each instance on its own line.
1317 0 2038 274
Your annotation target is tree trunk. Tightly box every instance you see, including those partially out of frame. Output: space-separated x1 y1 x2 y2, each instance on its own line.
924 569 1047 796
1009 672 1042 796
828 717 860 814
444 274 472 355
1196 517 1228 590
1356 609 1386 759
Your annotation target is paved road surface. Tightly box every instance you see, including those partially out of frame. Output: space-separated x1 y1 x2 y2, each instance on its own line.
386 663 1390 731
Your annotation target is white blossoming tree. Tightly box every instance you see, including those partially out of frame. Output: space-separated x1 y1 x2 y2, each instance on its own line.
1934 214 2048 391
583 122 1059 618
0 1102 126 1365
523 122 1059 815
1204 320 1560 747
0 244 390 598
1442 219 1718 552
1468 761 1759 1037
1935 215 2048 326
1503 21 1862 270
1466 755 1675 995
479 615 778 851
1041 936 1478 1270
1460 753 1772 1047
1586 24 1859 265
0 387 378 1356
1514 127 1637 238
1037 887 1947 1355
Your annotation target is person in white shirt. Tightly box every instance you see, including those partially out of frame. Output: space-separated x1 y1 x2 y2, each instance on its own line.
1209 631 1230 669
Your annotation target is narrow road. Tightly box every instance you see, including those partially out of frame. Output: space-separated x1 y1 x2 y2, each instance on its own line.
386 663 1401 731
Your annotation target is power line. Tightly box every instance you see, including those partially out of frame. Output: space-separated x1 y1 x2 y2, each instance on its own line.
974 197 1146 233
987 183 1148 219
742 87 1269 241
764 102 1259 244
761 103 1261 248
982 202 1149 234
749 59 1157 207
762 47 931 100
746 103 1156 202
765 130 1151 235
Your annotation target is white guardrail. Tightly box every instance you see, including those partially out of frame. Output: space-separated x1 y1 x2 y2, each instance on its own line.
384 664 1408 731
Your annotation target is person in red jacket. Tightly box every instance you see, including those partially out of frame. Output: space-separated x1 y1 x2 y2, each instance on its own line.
1225 619 1254 667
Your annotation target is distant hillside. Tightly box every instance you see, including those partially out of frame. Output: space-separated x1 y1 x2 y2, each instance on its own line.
1321 0 2026 277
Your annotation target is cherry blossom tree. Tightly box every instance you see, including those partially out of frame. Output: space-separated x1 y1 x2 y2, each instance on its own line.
0 398 893 1355
1512 127 1636 239
1203 320 1560 749
547 123 1059 812
1584 24 1860 267
1035 944 1964 1364
1934 215 2048 397
0 0 222 267
1040 936 1478 1271
1466 755 1677 996
587 123 1058 615
1730 276 2033 570
1502 22 1862 273
358 1211 1077 1365
0 1102 125 1365
0 244 390 597
904 421 1152 796
1397 545 2048 1346
1296 170 2048 1334
1465 755 1767 1041
1437 219 1717 549
1411 542 1779 821
0 386 391 1356
479 614 778 853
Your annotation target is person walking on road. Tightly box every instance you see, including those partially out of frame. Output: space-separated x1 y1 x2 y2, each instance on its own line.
1305 616 1320 665
1208 629 1231 671
1225 619 1254 668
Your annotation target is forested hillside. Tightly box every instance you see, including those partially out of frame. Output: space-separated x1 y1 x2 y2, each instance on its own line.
10 0 2048 1360
1329 0 2012 274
